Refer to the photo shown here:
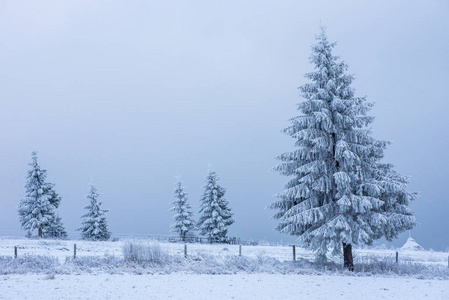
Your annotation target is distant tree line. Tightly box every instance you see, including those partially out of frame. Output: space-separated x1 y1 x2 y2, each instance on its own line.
17 152 236 244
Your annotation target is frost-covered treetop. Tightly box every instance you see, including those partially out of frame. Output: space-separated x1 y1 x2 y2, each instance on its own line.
25 151 48 191
86 184 101 214
82 184 108 222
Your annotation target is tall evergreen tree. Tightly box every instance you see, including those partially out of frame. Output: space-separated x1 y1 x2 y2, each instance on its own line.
18 152 66 238
198 170 234 243
78 184 111 241
271 28 417 268
169 180 195 242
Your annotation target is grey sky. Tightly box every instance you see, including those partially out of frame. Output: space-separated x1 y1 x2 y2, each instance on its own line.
1 0 448 250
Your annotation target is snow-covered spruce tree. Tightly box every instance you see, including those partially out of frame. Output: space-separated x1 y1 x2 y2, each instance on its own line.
18 151 66 238
46 185 62 209
43 213 68 239
42 187 67 239
169 180 195 242
271 28 417 269
198 170 234 243
78 184 111 241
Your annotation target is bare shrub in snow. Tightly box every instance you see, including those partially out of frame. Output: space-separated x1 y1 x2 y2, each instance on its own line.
65 255 124 271
43 273 56 280
354 255 449 278
0 255 58 274
123 241 170 266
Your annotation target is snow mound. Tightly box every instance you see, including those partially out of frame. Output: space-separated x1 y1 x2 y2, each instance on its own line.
400 237 424 251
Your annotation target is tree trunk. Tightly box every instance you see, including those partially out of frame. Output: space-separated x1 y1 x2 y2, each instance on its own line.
38 227 43 238
343 242 354 271
331 132 340 204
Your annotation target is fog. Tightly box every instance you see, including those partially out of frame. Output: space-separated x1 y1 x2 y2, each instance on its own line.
1 0 448 250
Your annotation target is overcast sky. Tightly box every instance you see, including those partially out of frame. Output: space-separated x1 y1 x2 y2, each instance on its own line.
1 0 448 250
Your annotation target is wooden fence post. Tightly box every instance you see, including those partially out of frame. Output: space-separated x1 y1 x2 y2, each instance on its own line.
293 245 296 261
74 243 77 259
395 251 398 263
184 244 187 258
239 244 242 257
14 246 17 259
447 256 448 268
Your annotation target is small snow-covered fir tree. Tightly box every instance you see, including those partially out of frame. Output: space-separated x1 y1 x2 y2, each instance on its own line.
46 185 62 209
78 184 111 241
169 180 195 242
43 213 68 239
42 187 67 239
271 28 417 268
198 170 234 243
18 152 66 238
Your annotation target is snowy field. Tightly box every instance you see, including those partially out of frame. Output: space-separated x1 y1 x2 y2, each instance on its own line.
1 273 449 300
0 237 448 299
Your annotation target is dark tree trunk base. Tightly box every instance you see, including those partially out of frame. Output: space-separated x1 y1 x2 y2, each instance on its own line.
343 242 354 271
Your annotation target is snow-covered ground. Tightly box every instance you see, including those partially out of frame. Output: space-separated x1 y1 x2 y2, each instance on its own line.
0 237 448 299
1 273 448 300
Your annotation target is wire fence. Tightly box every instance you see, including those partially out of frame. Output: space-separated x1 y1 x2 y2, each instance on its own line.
0 230 285 246
3 231 448 269
1 235 449 270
